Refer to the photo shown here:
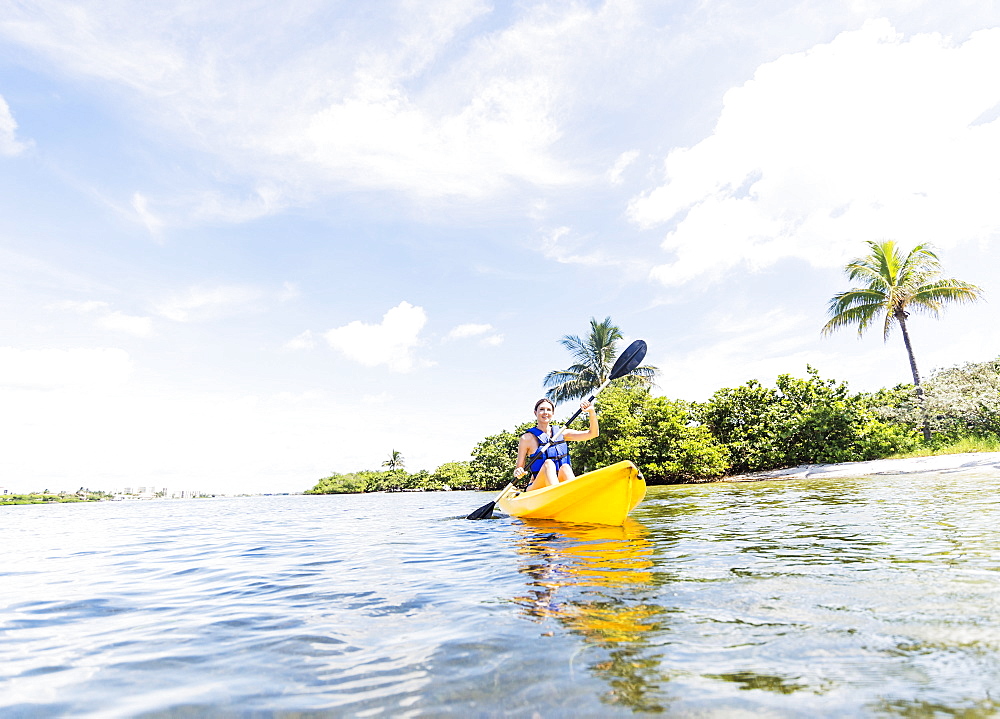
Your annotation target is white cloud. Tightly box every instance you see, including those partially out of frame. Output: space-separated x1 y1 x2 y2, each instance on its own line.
278 282 300 302
539 226 603 266
442 322 504 346
290 73 568 199
628 20 1000 286
145 186 296 226
649 309 834 401
652 301 1000 403
447 323 493 340
49 300 153 337
0 248 107 294
0 95 30 155
537 225 651 278
284 330 316 351
272 389 324 403
0 347 132 390
0 0 583 214
156 285 264 322
608 150 639 185
0 0 712 223
131 192 164 235
50 300 110 313
324 301 428 372
97 311 154 337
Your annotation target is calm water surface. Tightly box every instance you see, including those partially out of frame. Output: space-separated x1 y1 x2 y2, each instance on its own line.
2 470 1000 717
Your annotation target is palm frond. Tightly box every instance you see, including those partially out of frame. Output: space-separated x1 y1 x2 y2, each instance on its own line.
822 300 887 337
545 377 597 403
911 278 984 306
825 240 984 340
630 365 658 379
845 259 888 288
558 334 591 366
826 288 886 314
543 364 589 383
543 317 653 404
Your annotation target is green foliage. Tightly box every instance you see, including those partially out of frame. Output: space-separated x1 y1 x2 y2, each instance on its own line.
884 357 1000 441
306 359 997 494
306 471 377 494
569 379 729 484
306 469 406 493
1 491 109 505
888 434 1000 458
428 461 474 490
468 423 534 491
640 396 730 482
698 366 919 473
305 463 475 493
694 380 780 473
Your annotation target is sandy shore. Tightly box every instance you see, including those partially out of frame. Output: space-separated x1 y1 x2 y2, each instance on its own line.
725 451 1000 482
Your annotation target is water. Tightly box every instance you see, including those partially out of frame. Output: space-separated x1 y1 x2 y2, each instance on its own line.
2 470 1000 717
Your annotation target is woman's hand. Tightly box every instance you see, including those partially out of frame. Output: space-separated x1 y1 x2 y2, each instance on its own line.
580 399 595 414
514 467 527 480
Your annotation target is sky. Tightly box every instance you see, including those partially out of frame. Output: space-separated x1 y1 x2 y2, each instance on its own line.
1 0 998 495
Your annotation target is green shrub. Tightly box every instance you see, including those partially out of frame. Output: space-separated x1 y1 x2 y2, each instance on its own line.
882 357 1000 440
569 380 729 483
469 423 533 491
429 461 474 490
698 366 918 473
306 470 383 494
307 468 447 493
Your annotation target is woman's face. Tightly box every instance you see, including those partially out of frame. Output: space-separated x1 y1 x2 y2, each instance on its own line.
534 402 554 421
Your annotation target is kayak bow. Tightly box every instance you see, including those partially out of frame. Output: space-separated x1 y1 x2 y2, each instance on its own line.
497 461 645 526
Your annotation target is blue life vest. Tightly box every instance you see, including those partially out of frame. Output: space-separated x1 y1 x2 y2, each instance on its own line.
525 426 571 477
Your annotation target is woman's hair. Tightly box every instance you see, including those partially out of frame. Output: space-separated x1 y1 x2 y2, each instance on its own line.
534 398 554 412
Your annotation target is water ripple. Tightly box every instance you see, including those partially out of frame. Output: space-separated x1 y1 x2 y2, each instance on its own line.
2 473 1000 716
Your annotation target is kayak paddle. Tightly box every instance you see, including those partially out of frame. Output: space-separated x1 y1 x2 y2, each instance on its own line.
466 339 648 520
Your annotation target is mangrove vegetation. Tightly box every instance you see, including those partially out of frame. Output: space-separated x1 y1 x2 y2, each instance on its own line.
309 342 999 494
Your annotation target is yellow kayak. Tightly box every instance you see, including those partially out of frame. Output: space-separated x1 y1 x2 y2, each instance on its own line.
497 461 646 526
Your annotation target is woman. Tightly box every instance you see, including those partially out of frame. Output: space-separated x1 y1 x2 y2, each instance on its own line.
513 397 599 491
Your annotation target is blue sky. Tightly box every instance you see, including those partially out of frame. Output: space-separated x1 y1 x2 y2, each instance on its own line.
2 1 998 494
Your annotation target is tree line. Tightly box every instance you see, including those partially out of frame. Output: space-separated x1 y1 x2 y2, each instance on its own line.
1 490 112 505
307 241 991 494
306 357 1000 495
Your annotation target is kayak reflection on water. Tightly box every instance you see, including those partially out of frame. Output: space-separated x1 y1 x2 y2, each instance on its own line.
509 518 671 712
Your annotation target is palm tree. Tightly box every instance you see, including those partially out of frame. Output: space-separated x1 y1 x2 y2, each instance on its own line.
822 240 983 440
382 450 404 471
543 316 658 403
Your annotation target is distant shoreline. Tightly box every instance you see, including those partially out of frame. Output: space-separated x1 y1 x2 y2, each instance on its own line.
724 451 1000 482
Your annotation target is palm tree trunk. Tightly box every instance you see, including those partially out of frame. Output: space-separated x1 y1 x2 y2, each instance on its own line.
897 311 932 441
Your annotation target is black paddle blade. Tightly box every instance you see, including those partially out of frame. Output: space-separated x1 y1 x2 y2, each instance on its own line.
466 501 496 520
609 339 647 380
